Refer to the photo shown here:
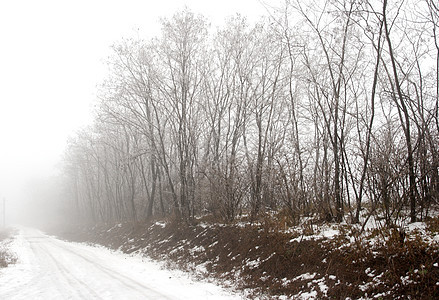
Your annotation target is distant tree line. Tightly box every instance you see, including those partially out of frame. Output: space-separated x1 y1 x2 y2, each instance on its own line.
62 0 439 226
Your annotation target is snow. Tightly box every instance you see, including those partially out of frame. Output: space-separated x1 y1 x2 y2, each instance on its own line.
292 272 316 281
0 228 240 300
106 223 122 232
296 290 318 299
194 261 209 275
209 241 219 248
189 245 205 255
0 237 16 266
245 258 260 269
405 222 426 232
199 223 209 229
289 225 341 243
154 222 166 228
316 278 328 294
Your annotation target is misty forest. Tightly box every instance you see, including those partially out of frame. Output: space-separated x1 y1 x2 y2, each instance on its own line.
63 0 438 227
2 0 439 299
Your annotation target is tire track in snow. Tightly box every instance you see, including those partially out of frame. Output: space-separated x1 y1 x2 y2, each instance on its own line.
37 242 103 299
47 239 172 299
28 239 94 299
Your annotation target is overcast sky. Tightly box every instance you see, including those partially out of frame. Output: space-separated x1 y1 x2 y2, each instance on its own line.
0 0 274 219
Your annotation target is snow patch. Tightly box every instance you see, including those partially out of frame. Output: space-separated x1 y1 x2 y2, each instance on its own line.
189 245 206 255
154 221 166 228
245 258 261 269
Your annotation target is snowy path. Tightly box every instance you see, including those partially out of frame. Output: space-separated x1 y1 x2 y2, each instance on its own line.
0 228 240 300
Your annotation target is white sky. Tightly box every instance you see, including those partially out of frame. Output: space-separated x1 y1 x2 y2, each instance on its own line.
0 0 273 221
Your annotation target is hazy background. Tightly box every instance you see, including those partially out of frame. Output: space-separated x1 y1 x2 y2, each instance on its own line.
0 0 271 226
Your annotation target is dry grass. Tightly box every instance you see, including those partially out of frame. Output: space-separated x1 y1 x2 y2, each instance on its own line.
0 228 17 268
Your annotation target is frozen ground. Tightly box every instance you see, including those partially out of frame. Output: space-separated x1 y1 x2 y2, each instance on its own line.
0 227 241 300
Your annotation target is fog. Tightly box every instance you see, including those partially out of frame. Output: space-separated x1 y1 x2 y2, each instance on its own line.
0 0 269 228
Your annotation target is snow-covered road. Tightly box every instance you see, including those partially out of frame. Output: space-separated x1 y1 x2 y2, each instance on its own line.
0 228 240 300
